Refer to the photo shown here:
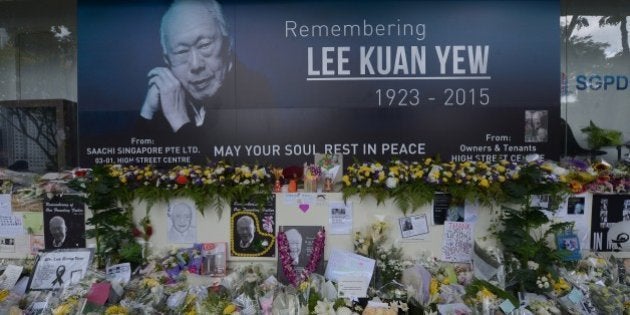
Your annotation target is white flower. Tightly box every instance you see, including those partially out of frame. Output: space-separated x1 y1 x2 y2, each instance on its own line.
214 167 225 175
314 300 335 315
261 240 269 246
527 261 539 270
386 177 398 189
335 306 354 315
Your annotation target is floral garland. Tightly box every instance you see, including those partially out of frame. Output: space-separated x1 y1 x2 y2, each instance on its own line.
277 227 326 287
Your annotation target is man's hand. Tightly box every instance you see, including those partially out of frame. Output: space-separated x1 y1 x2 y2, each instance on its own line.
141 67 191 133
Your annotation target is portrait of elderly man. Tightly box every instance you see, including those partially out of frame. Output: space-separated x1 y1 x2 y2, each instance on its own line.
138 0 273 140
48 216 67 248
167 201 196 243
284 228 303 265
236 215 256 250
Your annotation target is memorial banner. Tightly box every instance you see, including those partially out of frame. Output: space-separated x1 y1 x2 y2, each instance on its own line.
79 0 560 166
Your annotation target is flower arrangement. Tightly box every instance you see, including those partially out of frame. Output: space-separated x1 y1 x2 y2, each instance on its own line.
341 158 570 214
374 245 412 286
105 161 273 216
277 227 326 287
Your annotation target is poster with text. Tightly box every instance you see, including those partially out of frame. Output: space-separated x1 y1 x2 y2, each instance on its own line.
78 0 560 167
230 195 276 258
590 194 630 252
43 195 86 250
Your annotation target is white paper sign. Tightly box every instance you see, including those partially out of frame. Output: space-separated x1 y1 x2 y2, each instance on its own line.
328 201 352 235
0 194 11 216
324 248 375 285
441 222 474 262
0 215 25 237
399 214 429 239
337 275 370 298
106 263 131 283
0 265 23 290
28 249 93 290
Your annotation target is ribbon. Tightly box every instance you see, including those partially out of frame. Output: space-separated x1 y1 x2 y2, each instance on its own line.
51 265 65 286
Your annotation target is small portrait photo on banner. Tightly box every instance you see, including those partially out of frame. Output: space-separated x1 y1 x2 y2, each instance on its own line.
525 110 549 143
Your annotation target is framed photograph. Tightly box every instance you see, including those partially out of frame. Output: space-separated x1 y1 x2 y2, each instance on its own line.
556 233 581 261
277 225 326 285
567 196 585 215
230 195 276 258
43 195 86 250
27 248 94 291
398 214 429 239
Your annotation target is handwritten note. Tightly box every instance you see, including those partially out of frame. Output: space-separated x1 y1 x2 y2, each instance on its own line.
0 215 25 237
441 221 474 262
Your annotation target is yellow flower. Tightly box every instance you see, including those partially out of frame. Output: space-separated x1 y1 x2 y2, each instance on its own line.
223 304 237 314
119 176 127 184
342 175 351 186
476 288 496 300
105 305 128 315
443 171 453 178
141 278 160 288
498 175 506 182
299 281 309 291
378 172 386 182
552 277 570 294
479 178 490 188
429 278 439 296
495 165 506 173
424 158 432 165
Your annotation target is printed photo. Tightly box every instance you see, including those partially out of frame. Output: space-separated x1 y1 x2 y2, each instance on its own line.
398 214 429 239
525 110 548 143
567 196 585 215
166 200 197 244
230 195 276 257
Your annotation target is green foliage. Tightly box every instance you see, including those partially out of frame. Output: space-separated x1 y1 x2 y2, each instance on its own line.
70 165 141 268
494 203 573 294
581 120 623 150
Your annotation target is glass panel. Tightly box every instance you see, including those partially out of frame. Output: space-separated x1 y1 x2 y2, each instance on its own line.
561 1 630 163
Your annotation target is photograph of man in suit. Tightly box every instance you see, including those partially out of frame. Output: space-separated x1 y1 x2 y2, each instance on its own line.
236 215 256 250
49 216 67 248
138 0 273 141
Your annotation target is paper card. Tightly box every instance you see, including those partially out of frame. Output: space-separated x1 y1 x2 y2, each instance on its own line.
328 201 352 235
283 193 300 205
324 248 375 285
27 248 94 291
567 287 584 304
337 275 370 298
441 222 474 262
0 265 23 290
436 303 471 314
106 263 131 283
30 235 45 256
22 212 44 235
0 215 25 237
0 194 11 216
499 299 515 313
86 282 111 306
399 214 429 239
